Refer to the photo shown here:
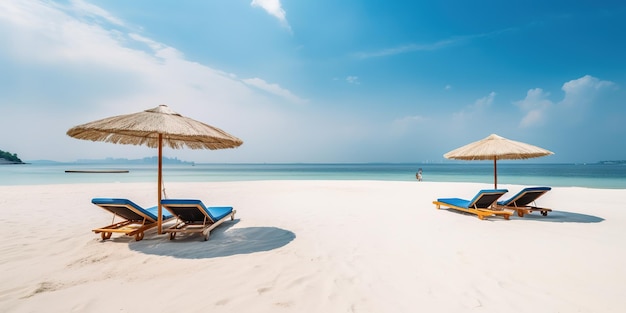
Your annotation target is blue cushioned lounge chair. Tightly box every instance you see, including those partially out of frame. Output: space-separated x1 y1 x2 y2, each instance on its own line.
91 198 174 241
497 187 552 217
160 199 236 241
432 189 512 220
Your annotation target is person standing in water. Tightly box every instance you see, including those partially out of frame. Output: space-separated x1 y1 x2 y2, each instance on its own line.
416 168 423 181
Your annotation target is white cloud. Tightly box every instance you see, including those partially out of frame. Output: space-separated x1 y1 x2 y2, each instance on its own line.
69 0 125 27
519 110 544 128
128 33 185 60
560 75 616 108
353 39 457 59
242 77 308 104
250 0 290 30
353 28 517 59
346 76 360 84
514 88 552 128
513 75 617 128
451 92 496 126
0 2 148 70
562 75 615 93
471 91 496 110
391 115 426 135
558 75 617 124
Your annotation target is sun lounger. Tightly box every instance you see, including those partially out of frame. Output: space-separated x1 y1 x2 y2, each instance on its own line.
432 189 512 220
160 199 236 241
91 198 174 241
496 187 552 217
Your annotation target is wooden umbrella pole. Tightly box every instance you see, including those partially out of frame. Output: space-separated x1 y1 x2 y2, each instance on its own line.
157 134 163 234
493 157 498 189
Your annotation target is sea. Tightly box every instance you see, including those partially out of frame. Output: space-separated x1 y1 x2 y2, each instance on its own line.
1 162 625 189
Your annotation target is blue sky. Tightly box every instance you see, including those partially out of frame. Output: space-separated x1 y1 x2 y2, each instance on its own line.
1 0 625 163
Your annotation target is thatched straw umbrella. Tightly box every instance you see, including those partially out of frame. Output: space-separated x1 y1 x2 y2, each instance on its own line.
67 104 243 233
444 134 553 188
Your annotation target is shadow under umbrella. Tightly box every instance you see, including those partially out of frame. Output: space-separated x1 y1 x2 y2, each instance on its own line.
129 219 296 259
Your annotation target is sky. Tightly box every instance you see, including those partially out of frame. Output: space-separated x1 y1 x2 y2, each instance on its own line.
1 0 625 164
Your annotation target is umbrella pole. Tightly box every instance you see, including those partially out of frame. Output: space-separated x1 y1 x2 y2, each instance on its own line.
493 157 497 189
157 134 163 234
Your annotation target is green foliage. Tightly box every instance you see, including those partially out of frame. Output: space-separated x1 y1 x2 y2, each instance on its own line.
0 149 23 163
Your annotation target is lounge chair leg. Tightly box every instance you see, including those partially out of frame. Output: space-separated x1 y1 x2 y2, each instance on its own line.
169 232 176 240
135 232 144 241
101 232 112 240
518 211 524 217
204 233 209 241
504 214 510 220
541 211 548 216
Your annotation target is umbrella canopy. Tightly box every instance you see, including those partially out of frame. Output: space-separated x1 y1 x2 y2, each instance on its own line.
67 104 243 233
444 133 553 188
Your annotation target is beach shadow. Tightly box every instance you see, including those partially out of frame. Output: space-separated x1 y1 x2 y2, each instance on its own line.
129 219 296 259
438 209 510 222
513 210 604 223
437 208 603 223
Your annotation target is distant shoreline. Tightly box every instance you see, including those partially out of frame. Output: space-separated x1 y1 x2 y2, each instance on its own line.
0 161 27 165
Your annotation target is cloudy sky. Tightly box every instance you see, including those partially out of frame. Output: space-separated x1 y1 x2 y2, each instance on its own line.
1 0 625 163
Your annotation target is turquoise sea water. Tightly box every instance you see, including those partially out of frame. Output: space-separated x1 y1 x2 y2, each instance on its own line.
1 162 625 189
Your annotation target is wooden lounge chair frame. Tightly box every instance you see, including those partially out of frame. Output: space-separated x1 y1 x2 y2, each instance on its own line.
432 190 512 220
91 199 172 241
496 187 552 217
161 200 236 241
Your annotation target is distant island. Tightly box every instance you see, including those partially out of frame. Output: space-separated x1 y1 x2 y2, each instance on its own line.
74 156 194 165
22 156 194 165
0 149 25 164
597 160 626 165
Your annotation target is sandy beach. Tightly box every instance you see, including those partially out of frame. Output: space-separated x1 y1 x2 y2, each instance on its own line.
1 180 625 312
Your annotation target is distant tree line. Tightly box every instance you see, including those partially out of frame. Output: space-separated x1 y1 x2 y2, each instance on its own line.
0 150 23 163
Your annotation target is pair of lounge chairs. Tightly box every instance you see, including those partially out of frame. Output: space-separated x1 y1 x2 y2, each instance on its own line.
433 187 552 220
91 198 236 241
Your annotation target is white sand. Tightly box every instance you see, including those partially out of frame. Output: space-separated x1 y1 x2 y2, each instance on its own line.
1 180 625 312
